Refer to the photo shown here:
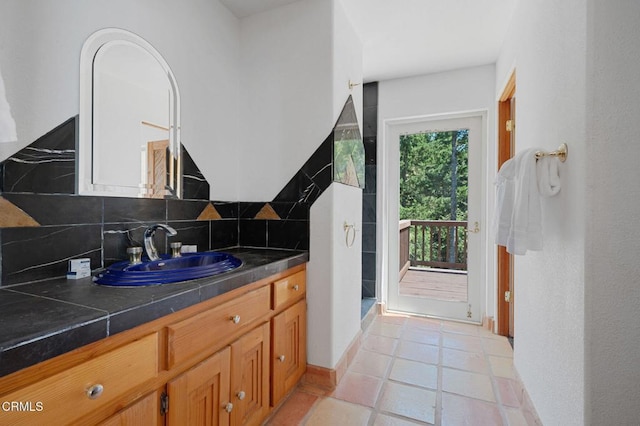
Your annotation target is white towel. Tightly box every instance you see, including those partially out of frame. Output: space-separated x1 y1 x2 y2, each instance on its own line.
537 155 561 197
0 65 18 143
493 148 543 255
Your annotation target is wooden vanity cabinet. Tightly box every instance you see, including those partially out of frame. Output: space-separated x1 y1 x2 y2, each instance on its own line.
0 264 307 426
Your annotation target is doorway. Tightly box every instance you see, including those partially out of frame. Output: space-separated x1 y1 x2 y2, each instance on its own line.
385 114 485 322
497 71 516 337
147 139 169 199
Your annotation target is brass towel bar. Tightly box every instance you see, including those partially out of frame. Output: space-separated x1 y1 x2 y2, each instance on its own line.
535 143 568 163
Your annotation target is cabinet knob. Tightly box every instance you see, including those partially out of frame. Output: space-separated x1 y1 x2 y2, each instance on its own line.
292 284 299 291
231 315 241 324
278 355 286 362
86 384 104 400
237 390 246 400
224 402 234 413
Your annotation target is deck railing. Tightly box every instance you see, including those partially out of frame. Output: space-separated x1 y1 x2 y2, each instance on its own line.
399 220 468 273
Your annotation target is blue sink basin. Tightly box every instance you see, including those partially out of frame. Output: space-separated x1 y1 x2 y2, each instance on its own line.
94 252 242 286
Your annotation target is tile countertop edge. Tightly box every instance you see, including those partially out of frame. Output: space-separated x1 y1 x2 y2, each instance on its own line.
0 248 309 379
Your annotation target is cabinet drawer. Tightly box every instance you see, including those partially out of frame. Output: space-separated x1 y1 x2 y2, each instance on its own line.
167 285 271 368
0 333 158 426
272 270 306 311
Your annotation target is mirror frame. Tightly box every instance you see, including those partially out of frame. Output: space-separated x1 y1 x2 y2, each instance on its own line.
78 28 182 198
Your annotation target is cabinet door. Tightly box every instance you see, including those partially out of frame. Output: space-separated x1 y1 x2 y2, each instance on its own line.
230 322 270 426
99 391 160 426
167 346 232 426
271 299 307 406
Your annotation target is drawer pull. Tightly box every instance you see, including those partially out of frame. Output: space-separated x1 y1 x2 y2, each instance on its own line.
225 402 234 413
231 315 241 324
86 384 104 400
237 390 246 400
278 355 286 362
292 284 299 291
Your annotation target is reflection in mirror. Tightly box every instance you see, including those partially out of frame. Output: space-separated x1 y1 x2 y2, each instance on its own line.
79 28 181 198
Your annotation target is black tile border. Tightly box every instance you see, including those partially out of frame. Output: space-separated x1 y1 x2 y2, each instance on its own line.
362 82 378 298
0 116 77 195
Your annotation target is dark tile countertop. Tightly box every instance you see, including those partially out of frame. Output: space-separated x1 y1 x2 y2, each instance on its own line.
0 247 308 378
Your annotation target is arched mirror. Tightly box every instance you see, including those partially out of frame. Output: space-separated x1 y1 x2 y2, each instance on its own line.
79 28 181 198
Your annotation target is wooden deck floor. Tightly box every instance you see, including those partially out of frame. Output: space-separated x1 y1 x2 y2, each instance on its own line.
399 268 468 302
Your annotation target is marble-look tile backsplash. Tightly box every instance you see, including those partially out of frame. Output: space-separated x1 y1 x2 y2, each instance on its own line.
0 93 366 288
0 117 76 194
0 194 308 287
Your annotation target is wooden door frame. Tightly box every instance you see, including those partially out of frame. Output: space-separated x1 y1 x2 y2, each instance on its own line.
497 71 515 336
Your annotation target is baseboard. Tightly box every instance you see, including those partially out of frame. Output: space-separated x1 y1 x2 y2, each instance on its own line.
303 364 337 389
513 369 544 425
361 301 378 333
483 315 495 333
303 328 364 390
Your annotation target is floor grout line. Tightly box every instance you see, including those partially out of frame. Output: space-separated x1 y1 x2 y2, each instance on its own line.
269 314 529 426
436 319 444 425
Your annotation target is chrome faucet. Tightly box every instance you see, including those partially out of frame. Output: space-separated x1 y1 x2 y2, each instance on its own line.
144 224 178 261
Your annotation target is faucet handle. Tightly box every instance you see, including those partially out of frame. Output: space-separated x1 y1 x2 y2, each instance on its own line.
170 242 182 258
126 247 143 264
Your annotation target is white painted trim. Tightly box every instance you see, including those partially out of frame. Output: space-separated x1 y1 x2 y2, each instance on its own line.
378 109 490 322
496 63 517 101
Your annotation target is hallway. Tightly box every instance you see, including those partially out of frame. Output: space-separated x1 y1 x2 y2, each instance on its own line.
266 314 540 425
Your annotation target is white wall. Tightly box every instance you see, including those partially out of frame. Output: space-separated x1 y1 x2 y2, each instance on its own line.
377 64 497 318
0 0 241 200
236 0 365 369
238 0 334 201
495 1 586 424
237 0 364 202
584 1 640 423
307 183 362 368
332 0 363 131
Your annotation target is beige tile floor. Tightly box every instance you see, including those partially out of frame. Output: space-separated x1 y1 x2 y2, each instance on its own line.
265 313 541 426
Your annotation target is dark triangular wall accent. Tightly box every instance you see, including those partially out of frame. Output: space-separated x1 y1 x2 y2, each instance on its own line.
0 116 211 200
273 94 365 205
0 116 77 194
181 145 210 200
273 132 333 204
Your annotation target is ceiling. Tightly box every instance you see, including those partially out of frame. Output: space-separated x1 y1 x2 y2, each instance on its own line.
221 0 517 82
220 0 300 19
